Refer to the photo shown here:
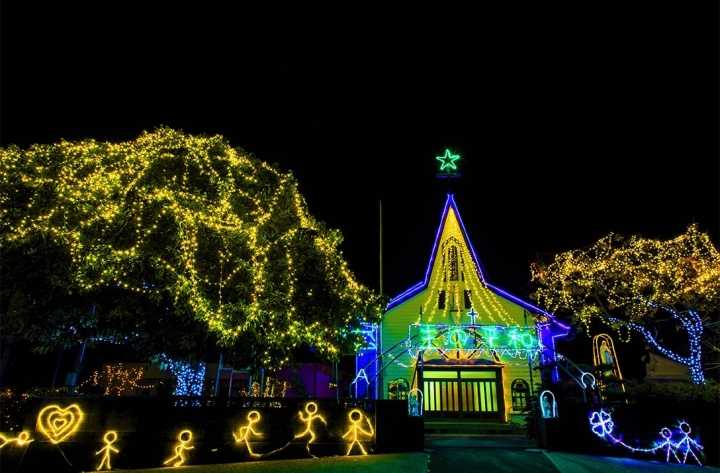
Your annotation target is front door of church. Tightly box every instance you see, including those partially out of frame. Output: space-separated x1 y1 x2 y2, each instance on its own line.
420 366 503 421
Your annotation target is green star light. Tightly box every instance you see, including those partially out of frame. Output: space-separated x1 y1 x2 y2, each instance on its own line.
436 149 460 172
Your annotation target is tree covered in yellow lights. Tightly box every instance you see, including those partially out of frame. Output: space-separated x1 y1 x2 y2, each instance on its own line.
529 224 720 385
0 127 383 372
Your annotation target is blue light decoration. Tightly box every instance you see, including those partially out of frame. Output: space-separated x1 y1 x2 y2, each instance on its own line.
350 369 370 399
354 323 379 398
626 311 704 385
539 390 557 418
154 355 206 402
589 409 704 466
549 352 599 403
408 388 423 417
173 362 206 397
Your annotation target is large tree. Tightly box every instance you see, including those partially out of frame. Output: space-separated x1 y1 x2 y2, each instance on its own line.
528 224 720 385
0 127 383 377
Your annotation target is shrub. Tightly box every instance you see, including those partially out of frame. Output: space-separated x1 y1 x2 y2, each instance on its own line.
624 378 720 403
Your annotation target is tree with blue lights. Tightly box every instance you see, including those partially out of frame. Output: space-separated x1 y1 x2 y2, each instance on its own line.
529 224 720 385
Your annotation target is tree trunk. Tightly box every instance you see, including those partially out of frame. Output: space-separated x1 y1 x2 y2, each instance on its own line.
0 336 14 388
67 339 87 395
0 291 20 388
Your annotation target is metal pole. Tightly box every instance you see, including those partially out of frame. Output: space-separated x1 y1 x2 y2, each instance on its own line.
0 336 14 388
214 353 223 397
379 200 383 297
334 362 339 401
378 201 383 399
260 368 265 397
67 339 87 395
51 348 63 389
528 351 540 448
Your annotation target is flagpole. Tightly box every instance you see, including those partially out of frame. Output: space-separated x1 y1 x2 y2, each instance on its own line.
377 200 383 400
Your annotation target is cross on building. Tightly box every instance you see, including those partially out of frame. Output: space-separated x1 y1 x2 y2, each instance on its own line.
466 307 478 325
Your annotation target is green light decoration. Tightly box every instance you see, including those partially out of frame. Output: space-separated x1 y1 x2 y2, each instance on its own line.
436 149 460 172
412 324 539 352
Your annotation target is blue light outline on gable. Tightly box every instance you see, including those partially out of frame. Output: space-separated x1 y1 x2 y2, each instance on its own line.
387 193 463 308
384 193 571 347
387 193 567 318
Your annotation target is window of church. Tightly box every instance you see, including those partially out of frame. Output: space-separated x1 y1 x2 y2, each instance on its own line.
448 246 459 281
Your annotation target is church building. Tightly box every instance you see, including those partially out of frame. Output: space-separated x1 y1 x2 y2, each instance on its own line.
355 151 571 425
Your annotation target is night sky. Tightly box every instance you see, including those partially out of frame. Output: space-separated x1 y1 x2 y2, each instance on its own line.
2 2 718 303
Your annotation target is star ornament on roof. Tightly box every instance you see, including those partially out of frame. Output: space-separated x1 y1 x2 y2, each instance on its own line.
436 149 460 172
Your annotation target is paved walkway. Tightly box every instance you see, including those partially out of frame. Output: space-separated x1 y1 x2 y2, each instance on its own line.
425 435 717 473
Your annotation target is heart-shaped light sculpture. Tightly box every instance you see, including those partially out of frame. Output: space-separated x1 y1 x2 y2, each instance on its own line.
37 404 84 444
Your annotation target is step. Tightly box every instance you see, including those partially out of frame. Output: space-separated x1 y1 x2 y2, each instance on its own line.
424 420 526 436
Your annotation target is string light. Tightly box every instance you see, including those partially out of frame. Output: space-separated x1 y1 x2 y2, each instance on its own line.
0 127 383 371
405 323 539 361
530 224 719 385
79 363 147 395
539 390 557 418
589 409 704 466
154 355 206 399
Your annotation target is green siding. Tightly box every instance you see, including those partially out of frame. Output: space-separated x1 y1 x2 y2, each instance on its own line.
378 199 539 421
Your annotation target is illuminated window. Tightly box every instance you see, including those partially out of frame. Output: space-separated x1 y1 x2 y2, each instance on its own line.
388 378 409 400
511 379 529 411
448 246 459 281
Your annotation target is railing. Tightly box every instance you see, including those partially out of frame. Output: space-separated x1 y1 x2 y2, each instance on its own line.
539 348 602 403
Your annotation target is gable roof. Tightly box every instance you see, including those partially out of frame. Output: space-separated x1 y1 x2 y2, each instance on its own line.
644 352 691 381
385 192 558 321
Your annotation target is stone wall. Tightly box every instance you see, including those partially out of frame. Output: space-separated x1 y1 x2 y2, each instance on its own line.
0 396 424 473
